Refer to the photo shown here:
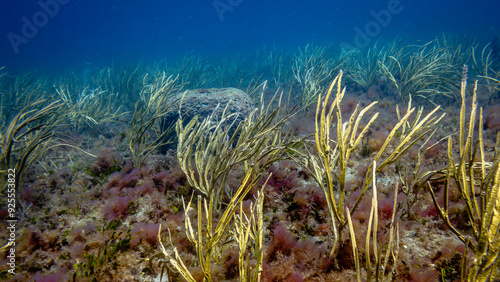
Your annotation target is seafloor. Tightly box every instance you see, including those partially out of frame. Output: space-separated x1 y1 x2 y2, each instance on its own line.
1 38 500 281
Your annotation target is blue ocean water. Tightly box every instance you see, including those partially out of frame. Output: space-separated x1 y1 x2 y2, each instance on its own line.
1 0 499 73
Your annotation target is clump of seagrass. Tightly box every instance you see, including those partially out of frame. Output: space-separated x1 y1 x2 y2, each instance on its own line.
0 100 66 195
155 89 300 282
292 71 444 258
55 85 126 130
379 40 461 103
347 161 399 282
264 48 294 88
176 53 214 89
427 70 500 281
91 62 144 109
473 43 500 103
240 75 267 104
293 44 335 108
128 73 182 167
213 54 250 88
0 70 50 125
346 38 406 91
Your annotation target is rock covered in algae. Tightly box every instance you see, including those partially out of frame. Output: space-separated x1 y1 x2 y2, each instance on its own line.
160 87 254 146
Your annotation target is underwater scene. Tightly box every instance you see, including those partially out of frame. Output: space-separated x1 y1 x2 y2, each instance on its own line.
1 0 500 281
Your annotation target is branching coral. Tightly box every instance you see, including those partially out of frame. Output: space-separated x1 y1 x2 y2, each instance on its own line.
157 89 301 281
347 161 400 282
233 190 265 282
427 70 500 281
395 95 446 218
158 172 266 282
176 89 300 209
293 71 443 258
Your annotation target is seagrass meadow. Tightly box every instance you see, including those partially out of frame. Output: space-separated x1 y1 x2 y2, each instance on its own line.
1 37 500 282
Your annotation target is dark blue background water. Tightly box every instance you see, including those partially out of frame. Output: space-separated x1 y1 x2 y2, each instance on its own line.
1 0 499 73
